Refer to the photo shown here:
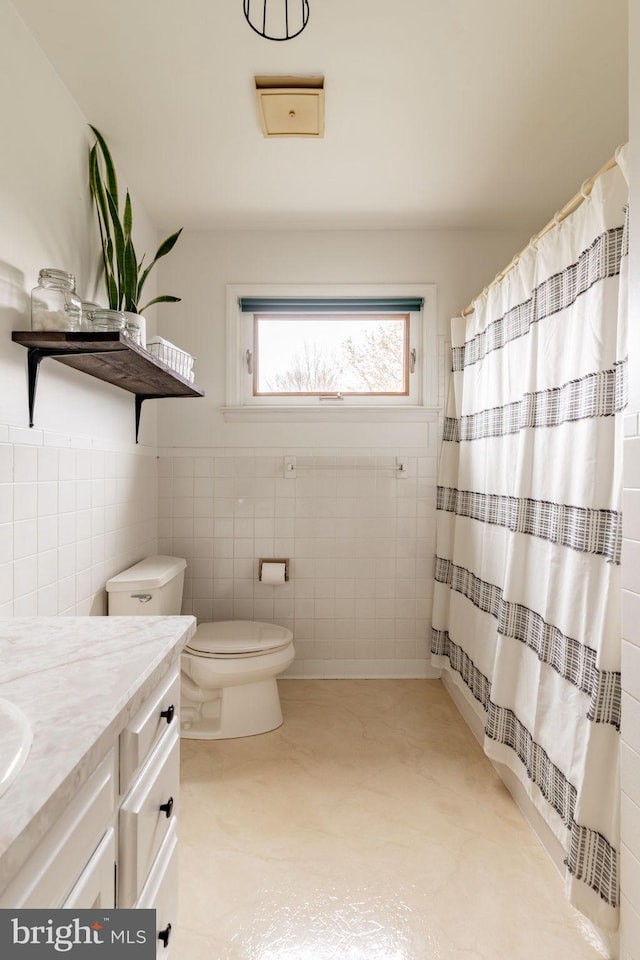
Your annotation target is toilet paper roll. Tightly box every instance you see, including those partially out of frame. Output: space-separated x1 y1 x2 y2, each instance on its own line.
260 562 287 584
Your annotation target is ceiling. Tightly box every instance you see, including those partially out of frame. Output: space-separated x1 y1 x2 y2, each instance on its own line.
11 0 628 233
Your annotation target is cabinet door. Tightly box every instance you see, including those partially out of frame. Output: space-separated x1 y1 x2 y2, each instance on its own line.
136 822 178 959
0 751 116 908
62 828 116 909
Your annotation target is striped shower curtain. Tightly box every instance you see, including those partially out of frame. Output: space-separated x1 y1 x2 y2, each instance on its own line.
431 151 628 930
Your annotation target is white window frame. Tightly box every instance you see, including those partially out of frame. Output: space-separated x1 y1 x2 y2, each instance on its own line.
223 283 438 422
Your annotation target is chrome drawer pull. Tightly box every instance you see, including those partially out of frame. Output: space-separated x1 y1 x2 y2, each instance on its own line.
160 704 175 725
159 796 174 819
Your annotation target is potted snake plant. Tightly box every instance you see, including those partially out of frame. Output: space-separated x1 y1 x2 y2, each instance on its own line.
88 124 182 347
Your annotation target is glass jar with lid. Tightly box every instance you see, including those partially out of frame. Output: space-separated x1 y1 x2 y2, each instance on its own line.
31 268 82 332
80 301 100 331
88 308 126 333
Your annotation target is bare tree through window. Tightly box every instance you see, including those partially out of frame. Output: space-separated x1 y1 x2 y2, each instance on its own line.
265 341 343 392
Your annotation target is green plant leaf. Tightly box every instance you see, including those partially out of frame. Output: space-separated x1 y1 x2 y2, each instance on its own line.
139 295 181 312
107 273 119 311
104 237 118 308
123 191 133 241
88 146 104 217
105 189 125 308
136 261 152 301
89 125 119 209
154 228 183 261
123 236 139 312
105 191 124 249
89 148 110 282
137 229 183 300
89 150 111 249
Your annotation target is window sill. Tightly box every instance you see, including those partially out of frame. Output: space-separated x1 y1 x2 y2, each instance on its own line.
221 405 440 423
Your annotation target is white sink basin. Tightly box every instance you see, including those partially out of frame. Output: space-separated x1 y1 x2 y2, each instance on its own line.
0 698 32 799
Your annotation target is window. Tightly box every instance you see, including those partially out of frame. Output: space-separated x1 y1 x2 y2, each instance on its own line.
252 313 410 397
224 284 437 420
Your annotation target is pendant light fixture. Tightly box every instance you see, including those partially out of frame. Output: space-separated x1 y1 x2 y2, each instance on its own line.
243 0 310 41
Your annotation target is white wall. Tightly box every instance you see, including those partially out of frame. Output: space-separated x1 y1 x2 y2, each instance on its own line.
156 228 529 449
620 3 640 956
0 0 160 615
155 227 528 676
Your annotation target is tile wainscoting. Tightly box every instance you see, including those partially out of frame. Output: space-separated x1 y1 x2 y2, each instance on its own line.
0 427 158 617
158 447 440 679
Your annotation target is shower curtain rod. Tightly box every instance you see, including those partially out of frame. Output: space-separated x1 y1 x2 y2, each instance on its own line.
460 149 622 317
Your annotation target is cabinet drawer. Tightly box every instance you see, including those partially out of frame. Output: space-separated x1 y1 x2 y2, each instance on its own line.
120 669 180 795
136 821 178 958
119 731 179 908
63 827 116 909
0 750 116 908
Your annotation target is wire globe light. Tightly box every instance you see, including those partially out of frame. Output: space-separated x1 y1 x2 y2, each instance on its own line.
243 0 310 41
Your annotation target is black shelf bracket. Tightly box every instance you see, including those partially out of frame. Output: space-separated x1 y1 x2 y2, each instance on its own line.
135 394 166 444
25 346 118 431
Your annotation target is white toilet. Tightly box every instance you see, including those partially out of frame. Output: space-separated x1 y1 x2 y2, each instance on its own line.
106 556 295 740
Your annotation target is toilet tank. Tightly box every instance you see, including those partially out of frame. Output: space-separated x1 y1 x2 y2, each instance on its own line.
106 556 187 616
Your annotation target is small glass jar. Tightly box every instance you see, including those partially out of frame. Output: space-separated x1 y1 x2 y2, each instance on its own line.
89 308 126 333
124 318 142 345
80 301 100 331
31 268 82 332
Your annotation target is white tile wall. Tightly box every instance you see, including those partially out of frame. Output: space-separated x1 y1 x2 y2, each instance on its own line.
0 437 158 616
158 449 441 678
622 417 640 960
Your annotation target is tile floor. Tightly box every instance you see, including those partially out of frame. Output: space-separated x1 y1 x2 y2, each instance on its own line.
175 679 611 959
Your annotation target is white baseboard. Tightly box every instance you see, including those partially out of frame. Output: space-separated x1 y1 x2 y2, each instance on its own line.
283 659 441 679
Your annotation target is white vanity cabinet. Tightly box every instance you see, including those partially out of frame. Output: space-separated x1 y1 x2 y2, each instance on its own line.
0 657 183 957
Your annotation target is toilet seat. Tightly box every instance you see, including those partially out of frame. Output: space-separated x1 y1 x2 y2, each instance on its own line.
185 620 293 660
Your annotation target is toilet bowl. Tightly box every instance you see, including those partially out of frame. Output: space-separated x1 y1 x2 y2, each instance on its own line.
181 620 294 739
106 556 295 740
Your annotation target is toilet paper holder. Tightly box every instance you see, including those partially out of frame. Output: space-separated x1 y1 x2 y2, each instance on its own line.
258 558 290 582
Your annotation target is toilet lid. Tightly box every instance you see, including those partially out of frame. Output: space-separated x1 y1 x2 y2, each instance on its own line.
185 620 293 657
106 555 186 592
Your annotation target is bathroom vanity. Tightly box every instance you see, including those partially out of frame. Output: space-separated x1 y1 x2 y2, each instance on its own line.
0 615 195 956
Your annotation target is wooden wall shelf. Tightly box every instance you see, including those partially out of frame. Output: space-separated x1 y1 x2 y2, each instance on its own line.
12 331 205 442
